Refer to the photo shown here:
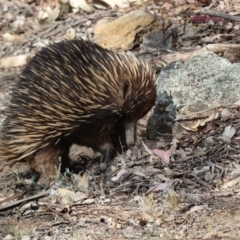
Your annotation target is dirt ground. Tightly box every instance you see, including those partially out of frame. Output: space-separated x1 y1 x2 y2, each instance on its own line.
1 0 240 239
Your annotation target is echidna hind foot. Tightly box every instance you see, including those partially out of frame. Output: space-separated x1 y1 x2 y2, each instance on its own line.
29 144 70 183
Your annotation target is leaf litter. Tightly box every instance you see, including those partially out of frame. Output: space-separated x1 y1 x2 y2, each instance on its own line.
2 0 240 239
1 102 240 239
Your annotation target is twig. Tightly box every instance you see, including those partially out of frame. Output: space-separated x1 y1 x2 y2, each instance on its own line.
200 9 240 22
0 189 51 212
0 192 24 205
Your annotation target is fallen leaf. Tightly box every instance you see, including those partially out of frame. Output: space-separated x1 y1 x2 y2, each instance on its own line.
133 167 146 178
94 0 141 9
142 141 154 155
186 205 208 214
111 169 128 182
222 176 240 189
199 111 219 126
179 147 187 159
37 6 60 23
221 108 231 121
58 188 87 204
233 99 240 106
65 28 76 40
0 55 28 68
167 138 178 156
222 125 236 139
2 33 15 41
146 183 169 193
152 149 170 165
164 167 175 177
70 0 95 13
178 120 200 132
190 15 222 24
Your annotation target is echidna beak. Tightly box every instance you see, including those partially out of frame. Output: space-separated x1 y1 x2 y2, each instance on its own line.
124 122 135 148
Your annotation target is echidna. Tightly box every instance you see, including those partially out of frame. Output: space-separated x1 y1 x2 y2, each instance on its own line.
0 39 156 181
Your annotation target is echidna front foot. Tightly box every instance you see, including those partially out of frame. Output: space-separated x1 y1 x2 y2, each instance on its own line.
99 142 113 163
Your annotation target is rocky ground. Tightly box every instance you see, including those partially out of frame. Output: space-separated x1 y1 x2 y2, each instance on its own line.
1 0 240 239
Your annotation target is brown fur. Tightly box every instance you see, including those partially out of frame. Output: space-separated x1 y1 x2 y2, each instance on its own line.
29 146 62 182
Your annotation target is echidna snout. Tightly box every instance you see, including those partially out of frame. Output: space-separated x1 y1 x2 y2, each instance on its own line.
124 122 136 148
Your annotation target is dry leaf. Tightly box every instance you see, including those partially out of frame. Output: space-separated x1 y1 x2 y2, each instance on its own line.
94 0 141 9
38 6 60 23
65 28 76 40
167 138 178 156
178 120 200 132
222 176 240 189
115 223 122 229
142 141 154 155
0 55 28 68
164 167 175 177
70 0 95 13
146 183 169 193
152 149 170 165
233 99 240 106
133 167 146 178
47 6 61 23
58 188 87 204
222 125 236 139
221 108 231 121
178 147 187 159
186 205 208 214
62 212 71 221
2 33 15 41
190 15 222 24
111 169 128 182
199 111 219 126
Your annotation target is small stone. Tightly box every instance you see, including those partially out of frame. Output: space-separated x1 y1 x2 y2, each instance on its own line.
4 12 15 22
2 33 15 41
100 162 107 172
12 19 25 29
85 20 92 26
3 235 15 240
43 236 53 240
80 35 87 41
87 27 93 34
21 236 31 240
2 5 8 12
65 28 76 40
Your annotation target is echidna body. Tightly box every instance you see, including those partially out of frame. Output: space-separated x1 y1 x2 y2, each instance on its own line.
0 39 156 181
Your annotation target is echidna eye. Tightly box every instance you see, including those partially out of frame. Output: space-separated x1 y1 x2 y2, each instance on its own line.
123 82 129 98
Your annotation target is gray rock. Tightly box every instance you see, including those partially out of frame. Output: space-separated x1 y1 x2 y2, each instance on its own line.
147 51 240 139
147 91 176 139
142 26 178 52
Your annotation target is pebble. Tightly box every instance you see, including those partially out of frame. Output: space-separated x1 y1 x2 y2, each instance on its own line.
85 20 92 26
65 28 76 40
4 12 15 22
87 27 93 34
21 236 31 240
3 235 15 240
